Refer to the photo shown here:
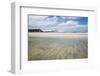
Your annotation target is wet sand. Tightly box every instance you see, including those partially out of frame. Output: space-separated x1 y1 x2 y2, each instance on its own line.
28 33 88 60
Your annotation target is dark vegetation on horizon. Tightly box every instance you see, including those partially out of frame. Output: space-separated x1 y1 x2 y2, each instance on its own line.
28 29 43 32
28 29 88 33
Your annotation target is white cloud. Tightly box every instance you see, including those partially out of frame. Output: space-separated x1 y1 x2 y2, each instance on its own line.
55 20 87 32
55 20 78 29
28 16 88 33
29 16 58 30
46 16 58 26
56 25 87 32
29 16 48 26
59 16 79 20
66 16 79 20
29 16 48 20
65 20 78 25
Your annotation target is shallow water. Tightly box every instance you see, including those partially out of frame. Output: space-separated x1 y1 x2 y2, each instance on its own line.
28 36 88 60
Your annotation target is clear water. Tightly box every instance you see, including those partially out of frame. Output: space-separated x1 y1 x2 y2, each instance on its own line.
28 36 88 60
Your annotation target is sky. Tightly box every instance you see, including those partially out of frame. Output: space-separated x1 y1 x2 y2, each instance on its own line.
28 15 88 33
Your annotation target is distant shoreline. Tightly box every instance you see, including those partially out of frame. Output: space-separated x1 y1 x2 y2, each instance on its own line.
28 32 88 38
28 32 88 34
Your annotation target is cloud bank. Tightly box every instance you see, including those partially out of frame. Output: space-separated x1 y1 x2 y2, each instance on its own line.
28 15 88 33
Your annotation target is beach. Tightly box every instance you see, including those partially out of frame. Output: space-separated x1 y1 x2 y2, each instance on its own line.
28 33 88 60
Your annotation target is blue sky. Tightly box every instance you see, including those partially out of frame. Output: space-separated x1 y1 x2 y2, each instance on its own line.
28 15 88 33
